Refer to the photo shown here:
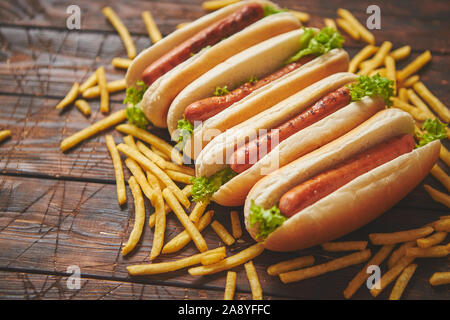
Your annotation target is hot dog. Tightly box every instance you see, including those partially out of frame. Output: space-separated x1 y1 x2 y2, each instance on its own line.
244 109 441 252
192 73 393 207
126 1 300 128
171 27 348 160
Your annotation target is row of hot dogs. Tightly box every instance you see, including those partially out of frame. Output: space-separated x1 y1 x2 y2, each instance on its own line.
123 1 443 252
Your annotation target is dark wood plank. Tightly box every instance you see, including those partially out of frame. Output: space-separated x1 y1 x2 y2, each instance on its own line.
0 174 448 300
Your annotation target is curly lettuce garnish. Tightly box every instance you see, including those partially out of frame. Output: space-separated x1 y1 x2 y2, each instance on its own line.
213 86 230 96
347 74 395 106
123 81 150 129
285 27 345 64
416 118 447 148
249 200 286 241
190 167 238 202
263 5 288 17
176 117 194 149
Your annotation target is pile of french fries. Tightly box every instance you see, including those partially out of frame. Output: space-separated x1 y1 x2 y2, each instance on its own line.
52 2 449 299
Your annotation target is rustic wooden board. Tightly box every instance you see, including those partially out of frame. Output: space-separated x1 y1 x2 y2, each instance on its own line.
0 0 449 300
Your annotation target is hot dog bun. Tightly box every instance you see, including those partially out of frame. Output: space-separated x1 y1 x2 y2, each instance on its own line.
126 0 274 87
140 12 301 128
195 72 385 206
166 28 314 135
244 108 440 251
183 48 349 160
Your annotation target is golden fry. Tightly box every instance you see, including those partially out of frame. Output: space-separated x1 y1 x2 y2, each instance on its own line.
370 256 415 297
424 184 450 208
150 185 165 260
165 169 194 185
102 6 136 59
96 66 109 114
429 218 450 232
289 10 309 23
390 45 411 61
189 200 210 223
400 75 419 88
384 55 397 94
405 245 449 258
406 89 435 118
0 130 11 143
224 271 237 300
201 250 226 266
429 272 450 286
164 161 195 176
397 51 432 82
79 72 97 93
230 210 242 239
324 18 336 29
358 41 393 75
176 22 191 30
387 241 416 269
280 250 371 284
82 79 127 99
348 45 378 73
336 18 359 40
440 145 450 167
267 255 315 276
122 176 145 255
417 232 447 248
321 241 368 252
136 141 167 170
162 187 208 252
244 261 263 300
337 8 374 44
430 165 450 192
202 0 241 11
74 99 91 117
123 135 138 149
105 135 127 205
389 263 417 300
151 145 170 160
142 11 162 43
391 97 428 121
398 87 408 102
168 185 190 209
369 226 434 245
111 57 132 69
188 243 265 276
124 158 156 202
56 82 79 110
61 109 127 151
343 245 394 299
413 81 450 123
211 220 235 246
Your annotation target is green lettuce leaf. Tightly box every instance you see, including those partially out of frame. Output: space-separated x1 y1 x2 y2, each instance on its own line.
190 167 238 202
263 5 288 16
176 117 194 148
416 118 447 147
213 86 230 96
347 74 395 106
249 200 286 240
123 81 150 128
285 27 345 64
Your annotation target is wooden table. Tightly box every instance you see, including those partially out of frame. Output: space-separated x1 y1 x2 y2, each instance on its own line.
0 0 448 300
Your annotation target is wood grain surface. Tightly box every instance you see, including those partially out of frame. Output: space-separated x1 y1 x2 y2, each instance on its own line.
0 0 449 300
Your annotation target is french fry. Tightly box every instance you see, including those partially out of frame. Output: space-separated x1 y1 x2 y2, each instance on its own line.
224 271 237 300
189 200 210 223
116 124 184 165
413 82 450 123
336 18 359 40
166 169 194 185
56 82 79 110
429 272 450 286
142 11 162 43
211 220 235 246
122 176 145 255
390 45 411 61
369 226 434 245
290 10 309 23
321 241 368 252
417 232 447 248
150 185 165 260
79 72 97 93
147 170 164 192
267 255 315 276
105 135 126 205
337 8 375 44
343 245 395 299
127 247 225 275
370 256 415 297
111 57 132 69
102 7 136 59
429 218 450 232
348 45 378 73
244 261 263 300
117 143 180 192
430 165 450 192
369 68 386 77
387 241 416 269
176 22 191 29
162 187 208 252
397 51 432 82
82 79 127 99
358 41 393 75
168 185 191 209
96 66 109 114
424 184 450 208
400 75 419 88
406 89 435 118
389 263 417 300
230 210 242 239
136 141 167 169
201 250 226 266
61 109 127 151
391 97 428 121
188 243 265 276
280 250 371 284
74 99 91 117
384 55 397 94
324 18 336 29
123 135 138 149
202 0 241 11
124 158 156 202
162 210 214 254
405 245 449 258
440 145 450 167
0 130 11 143
398 87 408 102
151 145 170 160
